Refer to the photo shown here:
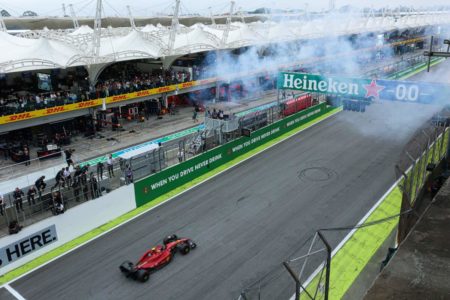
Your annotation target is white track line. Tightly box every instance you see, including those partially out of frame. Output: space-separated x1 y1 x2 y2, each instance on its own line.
289 59 448 300
289 176 404 300
289 151 429 300
5 109 341 286
3 284 26 300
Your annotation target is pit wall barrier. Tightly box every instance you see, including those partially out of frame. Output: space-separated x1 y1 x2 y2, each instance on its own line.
0 185 136 276
134 103 331 207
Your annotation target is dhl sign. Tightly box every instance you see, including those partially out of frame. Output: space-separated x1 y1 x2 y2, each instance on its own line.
136 90 151 97
180 82 194 89
157 86 173 93
45 106 66 114
0 79 214 125
0 99 102 125
77 100 97 108
6 113 33 122
110 95 129 102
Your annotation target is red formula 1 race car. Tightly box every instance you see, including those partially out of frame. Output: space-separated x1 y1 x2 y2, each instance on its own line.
119 234 196 282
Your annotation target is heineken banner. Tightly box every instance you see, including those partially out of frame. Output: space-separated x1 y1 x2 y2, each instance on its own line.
277 72 450 104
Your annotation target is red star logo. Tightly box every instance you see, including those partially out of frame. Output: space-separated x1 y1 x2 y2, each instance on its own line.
364 80 385 99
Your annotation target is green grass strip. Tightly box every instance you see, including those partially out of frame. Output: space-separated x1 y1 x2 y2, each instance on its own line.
303 183 403 300
302 129 448 299
0 107 341 285
300 58 447 299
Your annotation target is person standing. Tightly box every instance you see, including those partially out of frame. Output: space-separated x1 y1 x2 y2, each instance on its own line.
35 175 46 200
0 192 5 216
27 186 37 206
192 108 198 123
13 187 24 212
125 165 133 185
63 167 71 187
52 168 65 190
52 192 64 215
90 174 100 199
96 161 104 180
65 149 75 168
106 154 114 178
178 148 184 163
80 166 89 185
23 146 30 166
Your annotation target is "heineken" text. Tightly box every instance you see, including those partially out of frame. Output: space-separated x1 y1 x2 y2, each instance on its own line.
282 74 359 96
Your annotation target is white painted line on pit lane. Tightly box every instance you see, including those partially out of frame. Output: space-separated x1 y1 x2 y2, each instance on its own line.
6 109 341 286
3 284 26 300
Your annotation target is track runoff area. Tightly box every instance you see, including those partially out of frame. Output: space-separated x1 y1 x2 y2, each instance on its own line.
2 61 449 299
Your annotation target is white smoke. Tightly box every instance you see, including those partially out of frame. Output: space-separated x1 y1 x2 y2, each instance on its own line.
199 11 450 143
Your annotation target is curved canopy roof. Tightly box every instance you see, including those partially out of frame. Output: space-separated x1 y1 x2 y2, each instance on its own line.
0 12 449 74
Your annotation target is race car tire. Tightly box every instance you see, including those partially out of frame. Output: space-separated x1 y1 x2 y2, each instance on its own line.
177 243 190 255
163 234 178 245
136 269 150 283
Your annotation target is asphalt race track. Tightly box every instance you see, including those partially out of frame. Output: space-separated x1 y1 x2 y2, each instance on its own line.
10 61 450 300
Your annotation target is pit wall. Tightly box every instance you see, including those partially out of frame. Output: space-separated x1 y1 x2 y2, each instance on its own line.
134 103 331 207
0 185 135 276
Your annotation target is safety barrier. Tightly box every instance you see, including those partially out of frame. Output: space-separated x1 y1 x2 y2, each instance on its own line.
134 103 331 207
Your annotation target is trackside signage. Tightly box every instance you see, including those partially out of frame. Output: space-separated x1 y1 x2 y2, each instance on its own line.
278 72 450 104
279 73 364 97
0 78 217 126
134 103 331 207
0 225 58 269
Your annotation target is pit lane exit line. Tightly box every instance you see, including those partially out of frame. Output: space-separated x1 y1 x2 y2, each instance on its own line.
3 284 26 300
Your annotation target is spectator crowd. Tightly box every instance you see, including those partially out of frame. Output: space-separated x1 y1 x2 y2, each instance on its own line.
0 64 192 117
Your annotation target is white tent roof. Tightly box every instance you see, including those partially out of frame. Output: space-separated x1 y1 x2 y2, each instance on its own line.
99 30 163 60
160 25 220 54
69 25 94 35
0 32 84 72
226 23 263 47
1 11 449 73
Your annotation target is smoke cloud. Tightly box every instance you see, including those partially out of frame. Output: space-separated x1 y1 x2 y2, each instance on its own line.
198 13 450 142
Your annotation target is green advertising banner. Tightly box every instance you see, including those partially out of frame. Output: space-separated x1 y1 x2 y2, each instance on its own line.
277 72 369 98
134 103 330 207
277 72 450 104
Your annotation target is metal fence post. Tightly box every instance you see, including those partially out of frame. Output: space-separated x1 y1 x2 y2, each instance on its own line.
317 231 331 300
405 151 416 202
283 262 301 300
438 126 447 160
